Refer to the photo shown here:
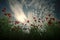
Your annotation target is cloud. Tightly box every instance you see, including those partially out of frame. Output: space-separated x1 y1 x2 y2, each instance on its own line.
9 0 27 23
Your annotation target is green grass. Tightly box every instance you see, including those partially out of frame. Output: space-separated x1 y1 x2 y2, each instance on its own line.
0 17 60 40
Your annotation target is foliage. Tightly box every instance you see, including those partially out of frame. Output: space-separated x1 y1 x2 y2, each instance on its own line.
0 16 60 40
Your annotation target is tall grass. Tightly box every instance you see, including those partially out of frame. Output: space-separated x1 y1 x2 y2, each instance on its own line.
0 16 60 40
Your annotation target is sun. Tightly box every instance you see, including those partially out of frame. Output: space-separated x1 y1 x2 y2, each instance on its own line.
14 13 27 23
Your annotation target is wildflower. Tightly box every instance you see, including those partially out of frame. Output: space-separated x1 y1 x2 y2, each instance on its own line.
12 28 15 31
58 20 60 24
38 20 40 22
25 24 26 25
4 13 7 16
7 13 11 18
50 18 55 21
2 9 6 12
27 20 29 23
2 8 6 12
15 21 20 25
48 14 51 17
40 25 42 27
11 26 16 31
23 28 27 30
17 26 21 29
34 19 37 22
3 8 6 10
46 17 48 20
33 17 36 19
48 20 52 25
38 25 40 26
31 24 33 26
27 28 30 30
38 18 41 20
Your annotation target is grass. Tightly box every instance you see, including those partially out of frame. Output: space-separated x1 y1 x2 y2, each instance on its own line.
0 17 60 40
